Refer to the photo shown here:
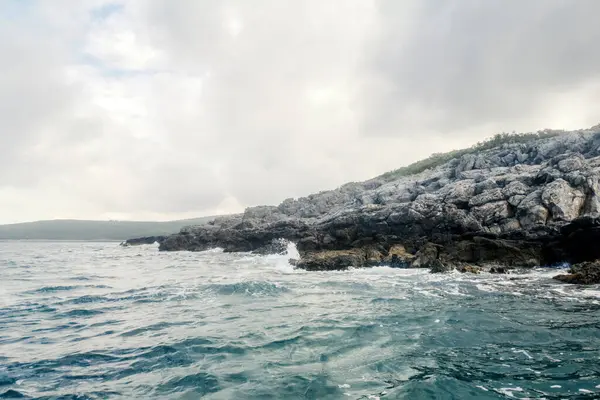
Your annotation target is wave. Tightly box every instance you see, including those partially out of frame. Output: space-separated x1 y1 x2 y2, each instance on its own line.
205 281 291 297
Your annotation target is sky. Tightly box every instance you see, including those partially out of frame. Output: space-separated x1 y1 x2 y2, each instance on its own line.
2 0 600 224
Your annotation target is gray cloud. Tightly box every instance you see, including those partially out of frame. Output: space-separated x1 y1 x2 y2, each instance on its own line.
1 0 600 223
362 0 600 134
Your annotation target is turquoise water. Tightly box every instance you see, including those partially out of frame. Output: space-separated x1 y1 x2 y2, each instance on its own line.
1 242 599 399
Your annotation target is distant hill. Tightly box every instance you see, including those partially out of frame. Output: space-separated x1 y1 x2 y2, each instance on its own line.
0 217 216 241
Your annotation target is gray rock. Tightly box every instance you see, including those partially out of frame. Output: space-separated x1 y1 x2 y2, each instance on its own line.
517 190 548 228
412 242 440 268
541 179 585 221
474 178 499 195
469 188 505 207
429 259 452 273
442 179 475 207
152 125 600 273
557 154 584 173
502 181 530 197
471 201 511 225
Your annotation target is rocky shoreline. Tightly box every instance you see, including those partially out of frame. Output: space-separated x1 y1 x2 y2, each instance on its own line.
128 125 600 284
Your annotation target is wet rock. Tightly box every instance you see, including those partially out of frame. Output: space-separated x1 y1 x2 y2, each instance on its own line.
429 260 452 273
121 236 166 246
251 238 289 255
553 260 600 284
384 244 414 268
295 249 375 271
458 265 481 274
412 242 440 268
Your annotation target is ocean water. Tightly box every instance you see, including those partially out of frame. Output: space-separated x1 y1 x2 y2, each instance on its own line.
1 242 599 399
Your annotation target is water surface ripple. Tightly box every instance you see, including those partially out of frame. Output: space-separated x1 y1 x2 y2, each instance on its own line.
1 242 599 399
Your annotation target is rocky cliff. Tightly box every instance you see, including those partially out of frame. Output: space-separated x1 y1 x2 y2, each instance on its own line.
155 124 600 278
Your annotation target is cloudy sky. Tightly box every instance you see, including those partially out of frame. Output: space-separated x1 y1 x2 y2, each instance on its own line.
2 0 600 223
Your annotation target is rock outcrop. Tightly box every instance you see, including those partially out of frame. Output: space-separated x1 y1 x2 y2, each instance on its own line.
553 261 600 284
121 236 166 246
148 125 600 277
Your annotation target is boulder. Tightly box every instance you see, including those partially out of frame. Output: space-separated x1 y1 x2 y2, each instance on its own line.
295 249 367 271
412 243 440 268
295 247 384 271
121 236 166 246
541 179 585 221
384 244 414 268
471 201 511 225
458 265 481 274
556 154 584 173
553 260 600 284
517 190 549 228
429 259 452 273
469 188 505 207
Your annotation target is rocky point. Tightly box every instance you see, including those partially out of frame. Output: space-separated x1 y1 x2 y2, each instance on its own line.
127 125 600 282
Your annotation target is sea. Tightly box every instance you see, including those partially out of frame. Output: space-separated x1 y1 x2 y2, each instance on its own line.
1 241 599 399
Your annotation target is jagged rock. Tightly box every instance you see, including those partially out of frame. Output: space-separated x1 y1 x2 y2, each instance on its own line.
517 190 548 228
474 179 499 195
469 188 505 207
541 179 585 221
296 250 365 271
557 155 584 173
384 244 414 268
458 265 481 274
412 242 440 268
295 247 383 271
502 181 529 197
121 236 166 246
442 179 475 207
429 259 451 273
471 201 511 225
149 125 600 272
508 195 525 207
553 260 600 284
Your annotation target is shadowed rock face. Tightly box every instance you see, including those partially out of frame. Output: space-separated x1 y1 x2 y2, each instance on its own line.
121 236 166 246
156 125 600 274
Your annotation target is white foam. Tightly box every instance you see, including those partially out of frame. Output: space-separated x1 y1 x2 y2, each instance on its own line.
579 389 593 393
201 247 225 254
286 241 300 260
495 387 523 398
513 349 533 359
550 385 561 388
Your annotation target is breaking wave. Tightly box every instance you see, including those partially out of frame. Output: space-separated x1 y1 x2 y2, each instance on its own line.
0 241 599 399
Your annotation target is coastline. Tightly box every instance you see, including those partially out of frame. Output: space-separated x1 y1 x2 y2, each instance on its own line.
126 126 600 283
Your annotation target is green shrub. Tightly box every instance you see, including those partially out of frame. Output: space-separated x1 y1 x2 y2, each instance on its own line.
378 129 564 181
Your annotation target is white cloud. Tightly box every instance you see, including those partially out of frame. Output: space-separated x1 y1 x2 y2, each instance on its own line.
1 0 600 223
